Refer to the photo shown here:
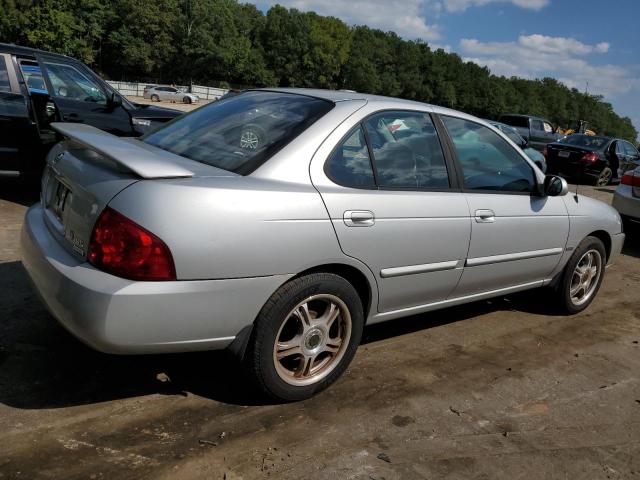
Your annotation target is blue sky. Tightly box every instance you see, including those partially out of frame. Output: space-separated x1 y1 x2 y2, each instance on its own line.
255 0 639 136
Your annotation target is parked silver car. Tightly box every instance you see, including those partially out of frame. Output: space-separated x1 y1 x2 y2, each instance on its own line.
21 89 624 401
612 166 640 226
144 85 198 104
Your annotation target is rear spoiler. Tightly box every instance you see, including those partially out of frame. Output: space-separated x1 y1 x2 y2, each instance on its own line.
51 122 194 179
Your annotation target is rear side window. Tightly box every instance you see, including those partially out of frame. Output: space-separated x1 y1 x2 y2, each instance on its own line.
500 115 529 128
365 111 449 189
325 126 375 188
0 56 10 92
143 91 334 175
442 116 535 193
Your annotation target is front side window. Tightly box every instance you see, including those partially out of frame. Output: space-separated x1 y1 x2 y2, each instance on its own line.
442 116 536 193
365 111 449 189
42 61 107 105
325 126 375 188
616 141 625 155
0 56 10 92
531 119 544 131
144 91 334 174
543 122 553 133
623 141 639 157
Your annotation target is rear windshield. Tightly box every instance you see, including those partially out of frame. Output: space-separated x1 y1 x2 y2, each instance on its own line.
499 115 529 128
561 134 610 149
143 91 334 174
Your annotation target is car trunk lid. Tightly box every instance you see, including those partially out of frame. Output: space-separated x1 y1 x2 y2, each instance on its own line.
41 122 235 260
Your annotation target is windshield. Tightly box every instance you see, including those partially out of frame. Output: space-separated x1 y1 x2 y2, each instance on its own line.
561 134 610 149
143 91 334 174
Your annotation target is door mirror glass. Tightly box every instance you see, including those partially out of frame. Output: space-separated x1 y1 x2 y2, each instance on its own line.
544 175 568 196
108 92 123 109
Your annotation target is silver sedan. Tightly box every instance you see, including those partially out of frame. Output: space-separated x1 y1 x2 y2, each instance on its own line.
144 85 198 104
613 166 640 226
21 89 624 401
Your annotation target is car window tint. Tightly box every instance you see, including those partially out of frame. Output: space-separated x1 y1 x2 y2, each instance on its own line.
144 91 334 175
325 126 375 188
42 61 107 105
616 141 625 155
624 141 638 156
442 116 535 193
531 119 544 131
0 57 10 92
500 115 528 128
365 111 449 189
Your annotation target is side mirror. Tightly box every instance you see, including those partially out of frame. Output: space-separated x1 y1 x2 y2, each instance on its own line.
543 175 568 197
108 92 123 109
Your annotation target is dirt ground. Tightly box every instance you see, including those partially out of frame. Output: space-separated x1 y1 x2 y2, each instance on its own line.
0 179 639 480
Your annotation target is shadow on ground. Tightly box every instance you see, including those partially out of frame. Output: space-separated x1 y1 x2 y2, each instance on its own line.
0 259 557 411
0 178 41 207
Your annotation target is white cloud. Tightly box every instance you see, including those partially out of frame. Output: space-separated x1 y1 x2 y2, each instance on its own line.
459 34 637 98
261 0 441 40
441 0 549 12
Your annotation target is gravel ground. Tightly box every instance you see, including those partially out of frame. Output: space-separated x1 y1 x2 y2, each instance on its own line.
0 180 638 479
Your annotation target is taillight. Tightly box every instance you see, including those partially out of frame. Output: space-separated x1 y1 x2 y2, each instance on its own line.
580 152 599 164
88 207 176 281
622 172 640 186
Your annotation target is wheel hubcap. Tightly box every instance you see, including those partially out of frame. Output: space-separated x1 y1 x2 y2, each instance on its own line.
598 170 611 186
240 131 259 150
569 249 602 306
273 294 352 386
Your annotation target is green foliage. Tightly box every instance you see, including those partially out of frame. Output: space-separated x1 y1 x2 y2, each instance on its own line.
0 0 635 140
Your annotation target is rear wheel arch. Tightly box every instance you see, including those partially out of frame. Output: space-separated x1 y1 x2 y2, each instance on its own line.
227 262 375 362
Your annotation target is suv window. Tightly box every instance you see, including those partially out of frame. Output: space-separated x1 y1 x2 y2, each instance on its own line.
42 61 107 105
623 141 638 157
0 56 10 92
531 119 544 131
499 115 529 128
325 126 375 188
364 111 449 189
542 122 553 133
442 116 536 193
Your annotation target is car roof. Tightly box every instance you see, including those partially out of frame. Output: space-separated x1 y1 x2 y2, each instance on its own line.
0 43 75 61
256 87 435 107
500 113 549 121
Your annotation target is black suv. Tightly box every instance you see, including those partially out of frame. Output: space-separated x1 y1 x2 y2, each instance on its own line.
0 43 182 176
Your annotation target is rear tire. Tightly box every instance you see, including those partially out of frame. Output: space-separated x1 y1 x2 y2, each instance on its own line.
151 94 160 102
553 236 606 314
244 273 364 402
183 96 192 104
594 167 612 186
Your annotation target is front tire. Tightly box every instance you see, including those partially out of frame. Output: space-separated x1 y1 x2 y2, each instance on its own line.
554 236 606 314
183 96 192 104
245 273 364 402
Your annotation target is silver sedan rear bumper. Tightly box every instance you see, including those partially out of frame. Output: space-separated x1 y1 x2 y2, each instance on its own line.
613 185 640 221
21 204 290 354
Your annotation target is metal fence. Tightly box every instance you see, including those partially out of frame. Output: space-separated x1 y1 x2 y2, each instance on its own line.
106 81 229 100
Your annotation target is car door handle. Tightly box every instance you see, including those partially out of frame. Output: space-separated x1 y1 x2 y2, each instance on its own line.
344 210 375 227
474 209 495 223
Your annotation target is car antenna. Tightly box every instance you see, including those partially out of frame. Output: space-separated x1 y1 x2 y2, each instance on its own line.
574 162 582 203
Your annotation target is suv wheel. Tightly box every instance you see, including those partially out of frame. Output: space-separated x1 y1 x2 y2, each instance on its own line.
245 273 364 401
554 236 606 314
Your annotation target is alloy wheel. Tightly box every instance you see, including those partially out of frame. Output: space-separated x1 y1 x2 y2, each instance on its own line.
240 130 260 150
273 294 352 386
569 249 602 306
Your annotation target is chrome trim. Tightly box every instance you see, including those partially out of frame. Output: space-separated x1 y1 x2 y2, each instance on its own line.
380 259 461 278
466 247 564 267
